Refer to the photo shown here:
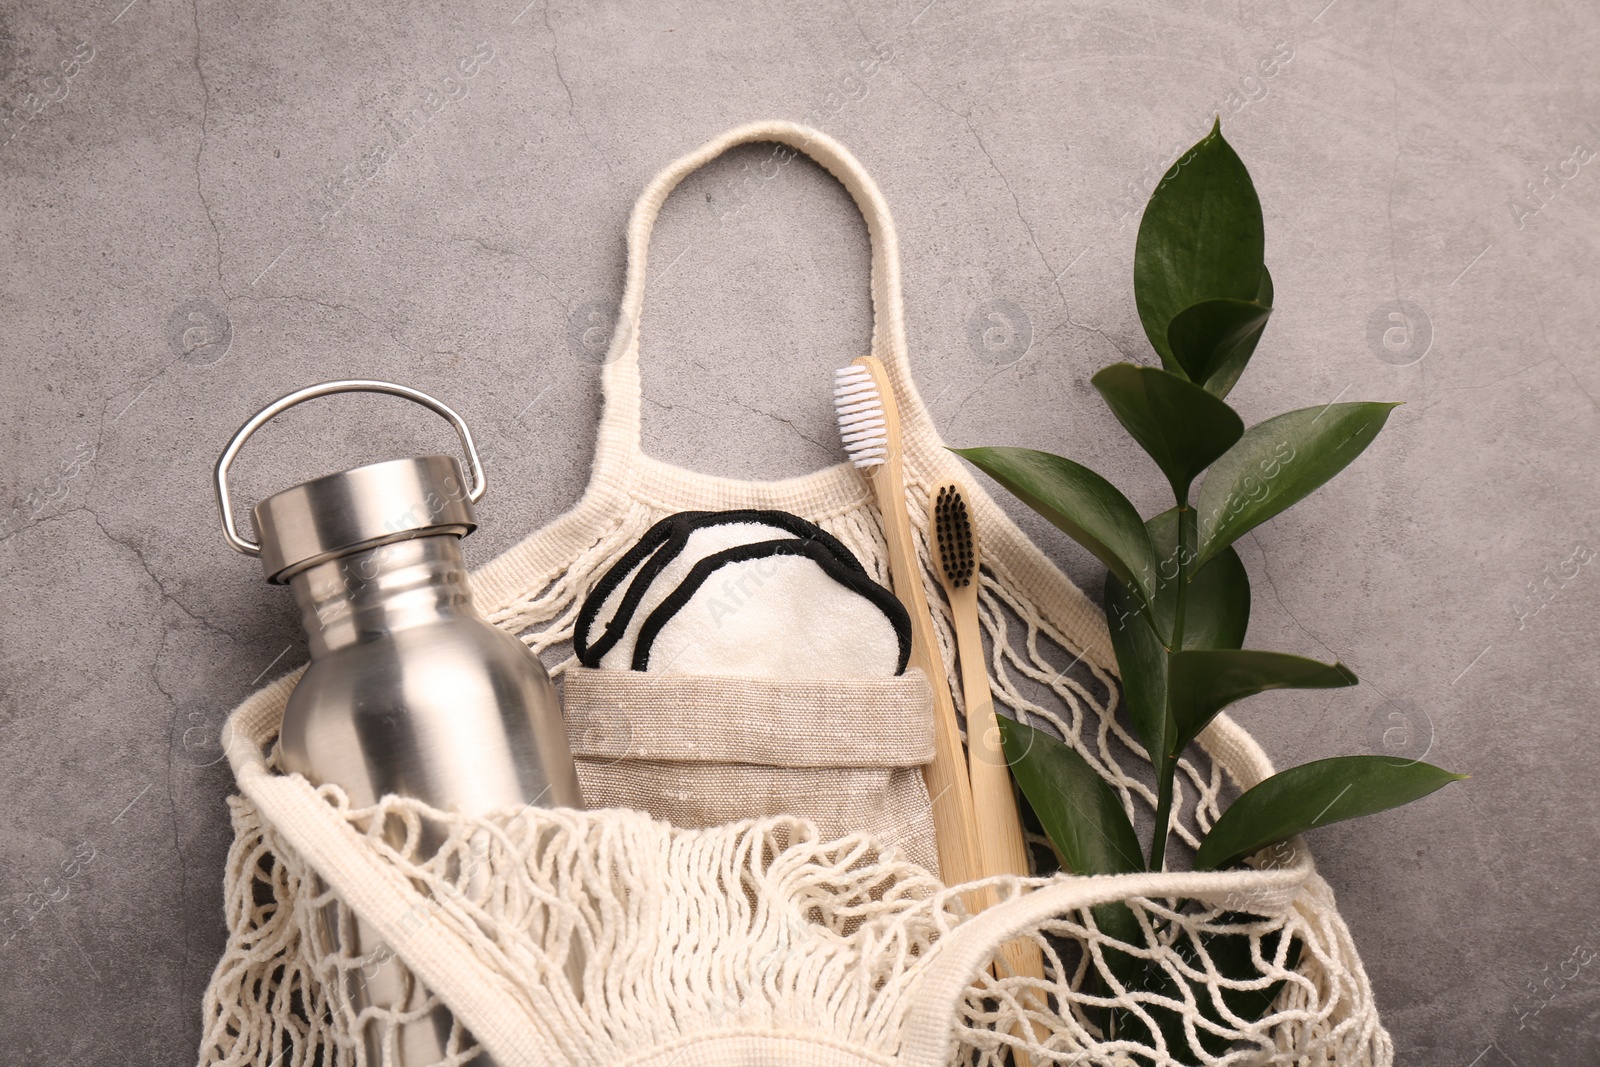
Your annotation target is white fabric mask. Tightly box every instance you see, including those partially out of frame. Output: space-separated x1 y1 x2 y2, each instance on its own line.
629 537 910 677
574 509 881 672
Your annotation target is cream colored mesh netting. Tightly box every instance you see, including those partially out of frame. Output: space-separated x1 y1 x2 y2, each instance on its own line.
197 118 1394 1067
197 488 1392 1067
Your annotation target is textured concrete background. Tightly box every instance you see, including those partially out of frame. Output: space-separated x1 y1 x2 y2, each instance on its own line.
1 0 1596 1062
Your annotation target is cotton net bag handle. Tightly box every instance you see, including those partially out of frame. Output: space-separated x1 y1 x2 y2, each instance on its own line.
593 120 934 479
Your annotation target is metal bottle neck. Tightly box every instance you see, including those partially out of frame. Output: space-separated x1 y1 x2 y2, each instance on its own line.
289 535 477 658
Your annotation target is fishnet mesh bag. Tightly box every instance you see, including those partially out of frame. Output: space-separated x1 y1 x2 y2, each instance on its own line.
197 121 1393 1067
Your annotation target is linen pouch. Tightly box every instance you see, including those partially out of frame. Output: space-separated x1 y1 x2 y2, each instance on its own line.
563 666 940 873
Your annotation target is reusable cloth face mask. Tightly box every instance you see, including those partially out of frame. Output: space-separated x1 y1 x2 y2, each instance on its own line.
574 509 884 671
200 121 1396 1067
629 536 911 676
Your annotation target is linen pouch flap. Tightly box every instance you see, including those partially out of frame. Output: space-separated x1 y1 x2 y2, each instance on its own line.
563 667 940 873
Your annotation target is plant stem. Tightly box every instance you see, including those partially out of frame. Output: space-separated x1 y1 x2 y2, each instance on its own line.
1170 503 1191 651
1149 763 1175 871
1150 500 1192 871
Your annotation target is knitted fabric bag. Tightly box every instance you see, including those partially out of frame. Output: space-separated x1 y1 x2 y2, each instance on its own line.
196 121 1394 1067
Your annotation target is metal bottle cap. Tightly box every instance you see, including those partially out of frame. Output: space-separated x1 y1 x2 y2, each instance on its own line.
250 455 476 583
215 380 487 583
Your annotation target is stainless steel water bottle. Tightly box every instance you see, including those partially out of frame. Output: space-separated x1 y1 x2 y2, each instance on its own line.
214 379 583 1066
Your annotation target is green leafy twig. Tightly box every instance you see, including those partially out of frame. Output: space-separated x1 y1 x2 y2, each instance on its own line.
958 119 1465 1063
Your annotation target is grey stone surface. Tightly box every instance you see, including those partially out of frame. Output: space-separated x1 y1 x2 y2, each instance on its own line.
1 0 1596 1061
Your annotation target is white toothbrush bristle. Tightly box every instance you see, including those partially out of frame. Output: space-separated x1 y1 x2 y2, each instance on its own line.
834 363 887 467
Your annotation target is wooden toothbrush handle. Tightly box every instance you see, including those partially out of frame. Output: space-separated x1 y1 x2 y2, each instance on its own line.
952 596 1032 886
952 592 1050 1060
870 472 988 898
909 633 990 896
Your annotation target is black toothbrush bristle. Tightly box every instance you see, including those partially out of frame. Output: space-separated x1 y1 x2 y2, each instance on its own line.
935 486 975 586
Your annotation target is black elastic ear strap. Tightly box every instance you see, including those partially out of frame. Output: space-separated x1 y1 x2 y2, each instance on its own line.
630 537 912 674
578 509 870 667
717 509 866 575
573 511 704 660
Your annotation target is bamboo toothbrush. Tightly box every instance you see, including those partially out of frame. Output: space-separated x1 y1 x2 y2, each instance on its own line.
834 358 988 898
932 480 1049 1060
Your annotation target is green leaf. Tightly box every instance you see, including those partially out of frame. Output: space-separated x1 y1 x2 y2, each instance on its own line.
1208 265 1274 398
1090 900 1150 996
1167 650 1356 758
1104 508 1249 761
1194 402 1399 569
1011 778 1145 992
1090 364 1245 501
1192 920 1300 1040
1194 755 1467 870
954 446 1158 604
1109 918 1300 1059
999 718 1147 994
1105 574 1171 766
997 716 1144 877
1166 298 1272 397
1139 508 1252 649
1135 120 1265 372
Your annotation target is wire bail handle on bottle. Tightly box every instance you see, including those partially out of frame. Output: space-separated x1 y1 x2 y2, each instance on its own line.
214 379 488 558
